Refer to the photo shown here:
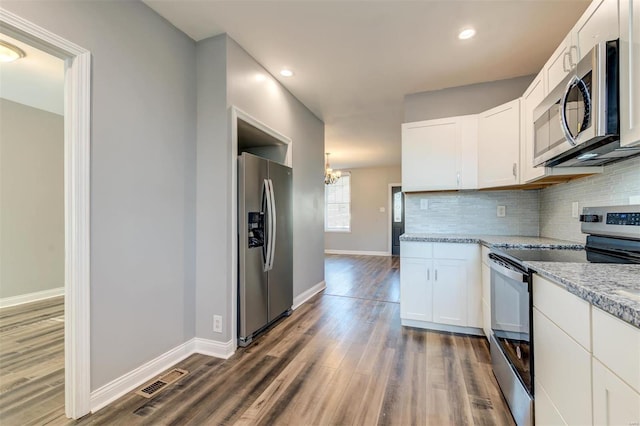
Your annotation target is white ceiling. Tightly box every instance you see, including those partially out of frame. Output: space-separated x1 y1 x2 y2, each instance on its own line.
0 33 64 115
145 0 590 169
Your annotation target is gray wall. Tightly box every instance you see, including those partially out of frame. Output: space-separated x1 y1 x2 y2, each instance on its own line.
325 166 401 253
2 1 198 390
0 99 64 299
540 157 640 243
405 191 540 236
404 75 534 122
195 35 325 343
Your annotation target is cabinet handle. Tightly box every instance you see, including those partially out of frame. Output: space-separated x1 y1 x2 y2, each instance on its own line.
427 269 430 281
563 52 571 72
457 172 460 187
512 162 517 178
569 45 578 68
435 269 438 281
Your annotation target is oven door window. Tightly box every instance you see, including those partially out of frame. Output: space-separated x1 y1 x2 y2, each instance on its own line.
491 267 531 393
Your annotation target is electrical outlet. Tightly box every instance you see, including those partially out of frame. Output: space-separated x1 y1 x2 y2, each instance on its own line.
213 315 222 333
630 195 640 204
497 206 506 217
420 199 429 210
379 207 385 213
571 201 580 218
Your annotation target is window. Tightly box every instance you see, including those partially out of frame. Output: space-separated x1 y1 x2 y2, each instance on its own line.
325 173 350 232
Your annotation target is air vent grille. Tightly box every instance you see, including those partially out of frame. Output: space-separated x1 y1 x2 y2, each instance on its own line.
136 368 188 398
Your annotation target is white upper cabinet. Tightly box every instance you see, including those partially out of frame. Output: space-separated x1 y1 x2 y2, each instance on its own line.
620 0 640 147
478 99 521 188
521 72 547 183
543 0 619 92
401 116 478 192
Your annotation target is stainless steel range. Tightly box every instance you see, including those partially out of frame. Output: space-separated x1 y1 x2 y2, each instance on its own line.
488 205 640 426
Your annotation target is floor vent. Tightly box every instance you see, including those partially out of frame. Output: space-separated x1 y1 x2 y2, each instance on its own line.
136 368 188 398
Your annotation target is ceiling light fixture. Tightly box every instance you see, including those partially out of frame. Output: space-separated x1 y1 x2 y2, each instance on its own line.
0 40 26 63
324 153 341 185
458 28 476 40
280 69 294 77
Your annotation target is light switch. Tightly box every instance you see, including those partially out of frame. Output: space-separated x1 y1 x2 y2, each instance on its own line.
497 206 506 217
420 199 429 210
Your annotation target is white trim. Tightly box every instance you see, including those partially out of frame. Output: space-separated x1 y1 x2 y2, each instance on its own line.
401 319 485 337
388 183 402 255
292 280 326 310
89 338 235 413
0 9 92 419
90 340 194 413
192 338 236 359
0 287 64 308
324 249 391 256
230 106 293 357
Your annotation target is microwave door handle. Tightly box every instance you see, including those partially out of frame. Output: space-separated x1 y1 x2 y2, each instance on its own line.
560 75 580 146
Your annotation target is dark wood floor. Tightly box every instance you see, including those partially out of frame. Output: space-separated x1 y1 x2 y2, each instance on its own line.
0 297 65 426
2 255 514 425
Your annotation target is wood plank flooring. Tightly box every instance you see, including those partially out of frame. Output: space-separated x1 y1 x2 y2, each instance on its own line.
2 255 515 425
0 296 65 426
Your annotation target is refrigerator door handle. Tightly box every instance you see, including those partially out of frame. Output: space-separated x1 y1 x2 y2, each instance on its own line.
262 179 272 272
268 178 277 271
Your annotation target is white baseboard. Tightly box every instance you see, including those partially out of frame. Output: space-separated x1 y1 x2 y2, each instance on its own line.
192 338 235 359
324 249 391 256
0 287 64 308
90 340 194 413
89 337 236 413
401 319 485 337
292 280 326 310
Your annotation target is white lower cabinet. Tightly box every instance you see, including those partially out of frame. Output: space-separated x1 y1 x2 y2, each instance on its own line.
593 359 640 426
533 274 640 426
399 257 432 322
400 242 481 334
533 307 592 426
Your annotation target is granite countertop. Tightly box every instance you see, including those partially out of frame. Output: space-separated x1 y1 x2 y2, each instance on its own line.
525 262 640 329
399 233 639 329
399 233 584 249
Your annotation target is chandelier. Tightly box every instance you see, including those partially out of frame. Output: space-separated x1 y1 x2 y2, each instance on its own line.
324 153 342 185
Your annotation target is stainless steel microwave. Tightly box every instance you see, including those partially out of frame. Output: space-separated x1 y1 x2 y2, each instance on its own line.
533 40 640 167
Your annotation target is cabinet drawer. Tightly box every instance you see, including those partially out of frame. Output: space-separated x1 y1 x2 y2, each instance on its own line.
433 243 478 260
592 307 640 393
400 242 432 258
533 274 591 350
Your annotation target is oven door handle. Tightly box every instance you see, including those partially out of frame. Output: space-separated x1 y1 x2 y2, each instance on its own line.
488 258 527 283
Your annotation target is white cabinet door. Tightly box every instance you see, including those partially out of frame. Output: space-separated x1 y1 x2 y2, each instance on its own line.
521 72 546 183
402 118 460 191
458 115 478 189
478 99 521 188
593 359 640 426
574 0 619 62
400 258 433 322
620 0 640 147
544 33 573 92
534 308 593 426
432 259 467 327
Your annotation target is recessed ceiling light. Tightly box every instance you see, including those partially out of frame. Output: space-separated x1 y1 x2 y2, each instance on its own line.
458 28 476 40
0 40 26 63
280 69 294 77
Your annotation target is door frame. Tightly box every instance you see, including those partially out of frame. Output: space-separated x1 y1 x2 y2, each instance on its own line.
230 106 291 350
0 9 92 419
387 183 402 255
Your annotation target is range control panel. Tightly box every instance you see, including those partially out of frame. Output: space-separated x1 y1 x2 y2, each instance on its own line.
606 212 640 226
581 205 640 239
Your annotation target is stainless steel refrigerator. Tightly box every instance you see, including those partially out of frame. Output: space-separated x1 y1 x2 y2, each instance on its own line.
238 152 293 346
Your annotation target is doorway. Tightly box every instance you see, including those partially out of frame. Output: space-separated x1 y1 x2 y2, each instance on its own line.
390 185 404 256
0 9 92 419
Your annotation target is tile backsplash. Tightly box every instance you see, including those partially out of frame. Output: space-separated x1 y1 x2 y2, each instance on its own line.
405 190 540 236
539 156 640 243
